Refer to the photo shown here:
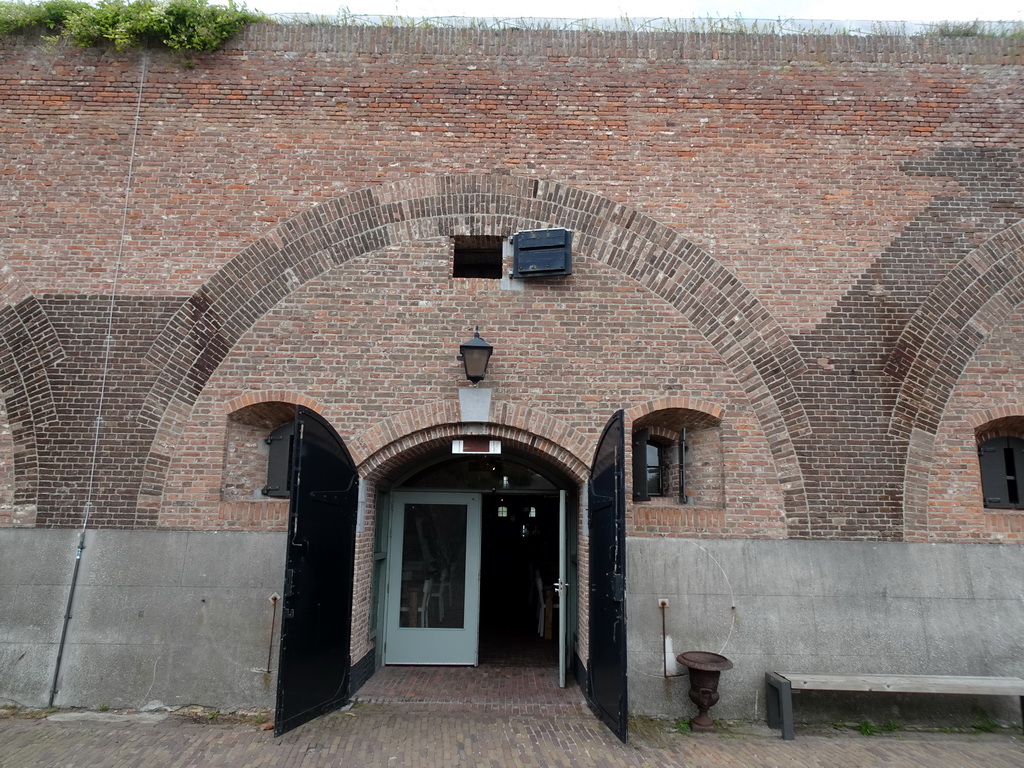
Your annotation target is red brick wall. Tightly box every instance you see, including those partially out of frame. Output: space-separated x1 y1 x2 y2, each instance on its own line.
155 240 783 532
922 307 1024 541
1 27 1024 543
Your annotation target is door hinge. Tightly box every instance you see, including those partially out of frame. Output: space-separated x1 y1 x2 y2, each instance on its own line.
612 573 625 602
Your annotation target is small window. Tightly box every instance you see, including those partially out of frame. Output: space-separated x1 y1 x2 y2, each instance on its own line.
633 427 685 502
223 401 295 501
632 408 721 507
453 236 503 279
645 441 665 497
979 436 1024 509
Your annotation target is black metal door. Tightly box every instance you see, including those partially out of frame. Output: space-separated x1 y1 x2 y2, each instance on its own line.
274 406 359 737
587 410 628 742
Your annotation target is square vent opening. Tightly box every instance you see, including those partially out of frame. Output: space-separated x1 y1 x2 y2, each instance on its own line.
453 235 504 279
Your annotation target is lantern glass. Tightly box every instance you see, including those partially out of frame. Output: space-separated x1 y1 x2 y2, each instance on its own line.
460 329 493 383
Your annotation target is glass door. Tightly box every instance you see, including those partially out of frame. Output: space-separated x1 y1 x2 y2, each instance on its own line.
384 492 482 665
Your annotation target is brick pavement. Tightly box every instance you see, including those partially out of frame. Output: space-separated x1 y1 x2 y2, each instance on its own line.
1 703 1021 768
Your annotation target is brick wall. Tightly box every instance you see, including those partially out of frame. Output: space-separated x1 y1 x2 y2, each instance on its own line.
923 307 1024 541
1 26 1023 543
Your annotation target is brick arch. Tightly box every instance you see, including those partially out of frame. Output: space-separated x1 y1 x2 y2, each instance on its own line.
625 396 726 428
360 423 590 489
889 221 1024 529
0 258 64 520
349 399 591 483
967 405 1024 432
888 220 1024 440
138 173 810 517
971 408 1024 444
222 390 323 417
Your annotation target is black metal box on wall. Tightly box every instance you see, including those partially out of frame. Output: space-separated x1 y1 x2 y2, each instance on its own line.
511 228 573 278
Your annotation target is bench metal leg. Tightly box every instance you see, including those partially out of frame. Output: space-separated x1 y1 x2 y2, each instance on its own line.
765 673 795 740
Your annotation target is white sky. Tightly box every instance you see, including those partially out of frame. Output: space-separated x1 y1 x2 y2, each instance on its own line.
249 0 1024 23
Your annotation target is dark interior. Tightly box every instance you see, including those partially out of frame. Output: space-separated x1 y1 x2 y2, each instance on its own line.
478 492 560 666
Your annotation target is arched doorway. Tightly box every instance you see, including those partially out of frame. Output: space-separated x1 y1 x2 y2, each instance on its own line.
370 450 580 690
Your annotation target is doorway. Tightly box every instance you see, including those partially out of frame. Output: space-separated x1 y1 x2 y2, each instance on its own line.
479 492 560 667
374 455 577 684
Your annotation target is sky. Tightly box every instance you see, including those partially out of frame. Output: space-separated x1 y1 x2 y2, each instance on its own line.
248 0 1024 23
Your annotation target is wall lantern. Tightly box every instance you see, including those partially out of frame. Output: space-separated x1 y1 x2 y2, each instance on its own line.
459 327 493 384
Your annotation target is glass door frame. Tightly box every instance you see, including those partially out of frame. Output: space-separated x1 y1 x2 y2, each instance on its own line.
383 491 482 665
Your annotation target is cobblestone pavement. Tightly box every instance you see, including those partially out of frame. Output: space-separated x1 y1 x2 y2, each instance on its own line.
2 703 1022 768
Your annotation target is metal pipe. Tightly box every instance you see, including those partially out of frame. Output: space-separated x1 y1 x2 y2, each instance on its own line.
660 601 686 679
662 601 668 677
48 531 85 707
266 594 279 673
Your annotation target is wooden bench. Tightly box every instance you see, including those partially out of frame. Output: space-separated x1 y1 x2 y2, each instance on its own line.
765 672 1024 740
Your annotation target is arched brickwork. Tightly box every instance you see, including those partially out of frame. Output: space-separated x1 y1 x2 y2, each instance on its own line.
138 173 810 519
625 396 726 428
0 258 63 521
968 406 1024 437
221 393 324 507
888 221 1024 439
352 399 591 484
352 399 593 479
889 221 1024 531
222 391 323 417
360 423 589 488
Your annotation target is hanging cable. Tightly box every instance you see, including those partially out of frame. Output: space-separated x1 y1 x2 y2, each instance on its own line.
49 52 149 707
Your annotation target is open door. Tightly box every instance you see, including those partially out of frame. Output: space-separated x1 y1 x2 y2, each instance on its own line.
587 410 628 742
557 489 568 687
274 406 359 737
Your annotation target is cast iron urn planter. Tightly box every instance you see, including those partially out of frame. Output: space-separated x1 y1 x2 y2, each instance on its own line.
677 651 733 732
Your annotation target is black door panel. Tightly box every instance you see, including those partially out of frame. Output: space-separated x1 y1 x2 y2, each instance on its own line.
274 406 359 737
587 410 628 742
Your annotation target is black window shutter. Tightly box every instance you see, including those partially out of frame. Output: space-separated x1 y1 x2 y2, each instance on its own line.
978 439 1008 508
262 422 295 498
512 228 572 277
632 427 650 502
677 428 688 504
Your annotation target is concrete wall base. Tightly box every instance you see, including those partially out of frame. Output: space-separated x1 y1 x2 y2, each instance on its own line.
627 538 1024 726
0 529 285 711
6 530 1022 726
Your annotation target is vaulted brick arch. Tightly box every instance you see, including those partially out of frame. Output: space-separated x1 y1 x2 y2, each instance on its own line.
360 422 589 489
889 220 1024 530
351 399 591 484
888 221 1024 439
138 173 810 520
0 259 63 521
